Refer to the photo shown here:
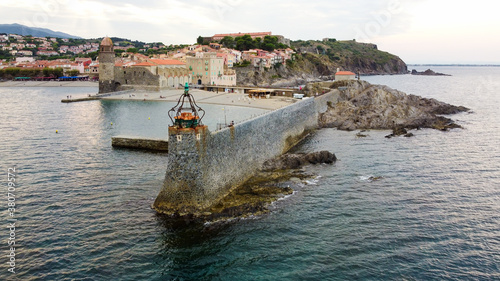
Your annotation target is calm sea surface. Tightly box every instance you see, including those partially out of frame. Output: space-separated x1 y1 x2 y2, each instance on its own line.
1 66 499 280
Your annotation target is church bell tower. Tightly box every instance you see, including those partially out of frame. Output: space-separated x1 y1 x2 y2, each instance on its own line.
98 37 115 93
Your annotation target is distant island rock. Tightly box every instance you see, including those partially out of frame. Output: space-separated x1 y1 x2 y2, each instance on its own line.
411 69 451 76
320 80 469 133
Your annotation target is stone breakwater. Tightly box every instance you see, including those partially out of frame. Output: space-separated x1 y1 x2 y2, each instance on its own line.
111 136 168 151
153 93 334 217
153 80 469 217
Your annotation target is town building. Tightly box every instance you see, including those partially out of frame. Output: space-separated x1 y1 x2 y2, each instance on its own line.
15 57 35 63
98 37 190 93
335 70 356 81
186 52 236 86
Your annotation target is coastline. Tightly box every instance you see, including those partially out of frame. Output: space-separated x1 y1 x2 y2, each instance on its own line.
0 80 295 110
100 89 296 110
0 80 99 87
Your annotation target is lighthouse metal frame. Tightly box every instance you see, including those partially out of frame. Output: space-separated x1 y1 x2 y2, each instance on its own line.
168 83 205 128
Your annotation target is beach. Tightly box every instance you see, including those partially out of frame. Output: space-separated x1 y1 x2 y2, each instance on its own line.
0 80 98 87
100 89 297 110
0 80 297 110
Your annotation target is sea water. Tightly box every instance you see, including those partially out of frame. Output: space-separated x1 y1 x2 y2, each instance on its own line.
0 66 499 280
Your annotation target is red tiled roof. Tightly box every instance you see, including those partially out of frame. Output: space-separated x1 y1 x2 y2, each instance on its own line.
213 32 272 38
132 62 156 66
336 71 356 75
149 59 185 65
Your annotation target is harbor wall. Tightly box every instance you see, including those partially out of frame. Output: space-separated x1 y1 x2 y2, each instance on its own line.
153 92 335 215
111 136 168 151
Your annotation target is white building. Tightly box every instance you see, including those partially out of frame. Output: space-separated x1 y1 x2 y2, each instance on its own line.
186 52 236 86
16 57 35 63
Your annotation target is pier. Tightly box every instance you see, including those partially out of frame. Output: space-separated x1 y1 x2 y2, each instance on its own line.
111 136 168 151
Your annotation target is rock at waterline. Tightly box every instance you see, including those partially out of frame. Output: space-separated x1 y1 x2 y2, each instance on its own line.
161 151 336 222
321 80 469 134
385 127 415 138
261 150 337 171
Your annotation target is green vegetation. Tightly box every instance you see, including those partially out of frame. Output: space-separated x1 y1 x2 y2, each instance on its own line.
114 49 125 56
233 60 251 67
289 39 404 73
0 67 65 79
215 35 289 51
66 69 80 76
85 51 98 61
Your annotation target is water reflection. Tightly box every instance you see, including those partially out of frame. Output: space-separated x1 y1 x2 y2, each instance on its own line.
155 215 234 280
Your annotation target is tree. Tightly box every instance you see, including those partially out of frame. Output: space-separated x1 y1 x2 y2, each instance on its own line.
53 67 64 78
255 37 262 49
87 51 98 60
220 36 235 48
264 36 278 45
126 47 138 53
66 70 80 76
197 36 204 45
235 35 255 51
42 68 52 77
114 49 125 56
262 43 275 52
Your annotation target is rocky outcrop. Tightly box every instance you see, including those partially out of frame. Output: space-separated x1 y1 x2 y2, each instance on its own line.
235 62 322 87
320 80 469 133
411 69 451 76
261 151 337 171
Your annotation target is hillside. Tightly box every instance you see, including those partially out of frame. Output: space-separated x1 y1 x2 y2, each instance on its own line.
0 23 81 39
235 39 407 87
292 39 407 75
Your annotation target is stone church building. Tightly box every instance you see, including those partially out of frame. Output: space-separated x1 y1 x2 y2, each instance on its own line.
98 37 189 93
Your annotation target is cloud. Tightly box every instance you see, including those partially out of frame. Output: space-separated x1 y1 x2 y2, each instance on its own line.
1 0 499 63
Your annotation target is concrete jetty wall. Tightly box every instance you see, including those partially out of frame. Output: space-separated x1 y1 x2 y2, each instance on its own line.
111 136 168 151
153 92 335 215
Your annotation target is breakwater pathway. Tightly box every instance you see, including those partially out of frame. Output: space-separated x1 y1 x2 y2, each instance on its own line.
1 66 499 280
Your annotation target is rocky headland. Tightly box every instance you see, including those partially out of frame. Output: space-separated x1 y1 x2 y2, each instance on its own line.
236 40 407 87
320 80 469 133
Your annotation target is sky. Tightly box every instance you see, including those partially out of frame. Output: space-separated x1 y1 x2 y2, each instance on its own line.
1 0 500 64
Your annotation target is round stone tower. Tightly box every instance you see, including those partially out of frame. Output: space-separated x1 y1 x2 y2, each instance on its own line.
98 36 116 93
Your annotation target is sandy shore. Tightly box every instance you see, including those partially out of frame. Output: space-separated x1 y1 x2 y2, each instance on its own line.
0 80 98 87
101 89 297 110
1 80 297 110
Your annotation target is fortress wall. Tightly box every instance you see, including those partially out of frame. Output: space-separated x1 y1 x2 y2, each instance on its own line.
154 92 335 215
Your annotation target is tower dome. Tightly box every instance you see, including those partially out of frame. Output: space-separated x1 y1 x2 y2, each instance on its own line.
100 37 114 52
101 36 113 46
